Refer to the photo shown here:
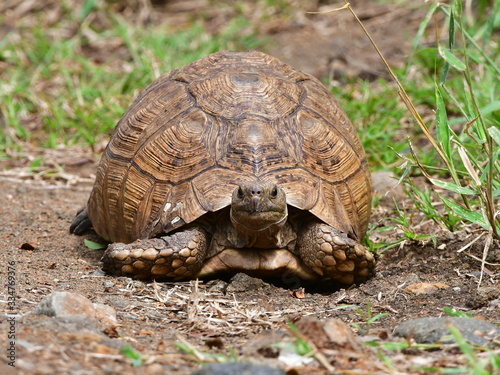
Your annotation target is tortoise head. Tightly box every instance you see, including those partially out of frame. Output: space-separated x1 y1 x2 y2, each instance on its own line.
230 180 287 232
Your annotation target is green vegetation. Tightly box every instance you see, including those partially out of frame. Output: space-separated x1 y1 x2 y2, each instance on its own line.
367 336 500 375
338 0 499 252
330 79 410 168
331 302 389 334
367 197 438 253
349 302 388 334
397 0 500 240
0 1 261 154
1 1 497 373
176 336 238 364
445 324 500 375
0 1 496 269
83 238 107 250
443 306 474 318
120 344 143 367
2 1 497 245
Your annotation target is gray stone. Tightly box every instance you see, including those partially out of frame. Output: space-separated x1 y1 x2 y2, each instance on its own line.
32 315 105 335
205 279 228 293
323 318 363 352
29 315 124 349
191 362 285 375
371 171 406 205
33 291 117 328
393 317 500 347
226 273 267 293
294 316 362 351
34 291 95 317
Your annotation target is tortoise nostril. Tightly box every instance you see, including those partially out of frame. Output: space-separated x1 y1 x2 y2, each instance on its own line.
237 187 244 198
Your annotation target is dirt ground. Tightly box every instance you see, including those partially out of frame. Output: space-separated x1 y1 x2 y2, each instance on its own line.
0 1 499 374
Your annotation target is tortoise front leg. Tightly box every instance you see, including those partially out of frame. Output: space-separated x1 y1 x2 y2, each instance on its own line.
101 225 208 280
297 220 375 285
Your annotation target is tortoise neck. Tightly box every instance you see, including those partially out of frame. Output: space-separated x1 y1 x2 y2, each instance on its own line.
229 209 289 248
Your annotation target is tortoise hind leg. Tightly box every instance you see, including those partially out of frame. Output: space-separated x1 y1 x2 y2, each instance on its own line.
101 225 208 280
297 220 375 284
69 205 93 235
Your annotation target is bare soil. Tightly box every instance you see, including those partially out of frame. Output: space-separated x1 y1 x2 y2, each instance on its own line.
0 1 499 374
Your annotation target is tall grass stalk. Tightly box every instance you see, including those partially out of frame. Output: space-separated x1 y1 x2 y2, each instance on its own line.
331 0 499 243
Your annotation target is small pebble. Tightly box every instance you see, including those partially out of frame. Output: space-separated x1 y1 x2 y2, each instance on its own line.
393 317 500 347
191 362 285 375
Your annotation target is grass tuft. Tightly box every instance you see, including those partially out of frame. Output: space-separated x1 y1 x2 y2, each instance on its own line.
0 1 262 155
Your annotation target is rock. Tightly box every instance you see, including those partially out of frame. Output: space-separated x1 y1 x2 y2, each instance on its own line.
225 273 267 293
103 281 116 288
468 286 500 309
404 282 450 295
487 298 500 309
191 362 285 375
33 291 117 328
29 314 123 349
33 315 106 337
34 291 94 317
93 302 119 328
323 319 363 352
295 316 362 352
393 317 500 347
371 171 406 205
294 316 329 349
241 330 288 359
205 279 228 293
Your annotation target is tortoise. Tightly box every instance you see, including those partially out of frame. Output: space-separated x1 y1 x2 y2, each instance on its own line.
70 50 375 285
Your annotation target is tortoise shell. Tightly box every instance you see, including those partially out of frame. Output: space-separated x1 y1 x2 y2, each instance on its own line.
87 50 371 244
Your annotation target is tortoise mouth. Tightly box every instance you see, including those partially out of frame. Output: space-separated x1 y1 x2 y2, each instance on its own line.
230 210 288 232
194 249 320 281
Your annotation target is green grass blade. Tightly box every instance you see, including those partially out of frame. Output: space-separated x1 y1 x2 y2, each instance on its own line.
448 102 500 125
452 0 463 21
438 45 466 71
80 0 98 21
367 313 389 325
407 2 439 71
441 5 455 83
439 195 489 230
446 324 493 375
438 5 500 76
84 239 107 250
482 0 499 47
120 345 143 367
435 86 452 160
488 126 500 146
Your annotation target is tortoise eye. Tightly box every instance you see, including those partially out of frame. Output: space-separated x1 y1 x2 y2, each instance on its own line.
270 186 278 198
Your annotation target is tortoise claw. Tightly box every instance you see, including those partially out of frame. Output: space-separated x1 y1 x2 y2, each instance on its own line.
70 205 93 235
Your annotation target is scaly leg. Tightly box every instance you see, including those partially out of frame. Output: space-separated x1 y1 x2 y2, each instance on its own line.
101 225 208 280
297 220 375 284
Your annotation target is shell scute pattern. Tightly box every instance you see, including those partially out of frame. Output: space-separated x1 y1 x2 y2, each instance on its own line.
87 50 371 245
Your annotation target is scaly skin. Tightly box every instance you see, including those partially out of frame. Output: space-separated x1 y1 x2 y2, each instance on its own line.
297 220 375 284
79 181 376 284
101 226 208 280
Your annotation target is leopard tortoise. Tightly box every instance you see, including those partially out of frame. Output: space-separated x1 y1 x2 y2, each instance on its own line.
70 50 375 284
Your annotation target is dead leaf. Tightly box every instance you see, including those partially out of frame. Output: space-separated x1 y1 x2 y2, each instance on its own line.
103 326 120 338
404 282 450 295
290 290 306 299
138 329 155 336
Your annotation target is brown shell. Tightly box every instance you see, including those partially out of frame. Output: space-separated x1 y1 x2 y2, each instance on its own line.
87 50 371 244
